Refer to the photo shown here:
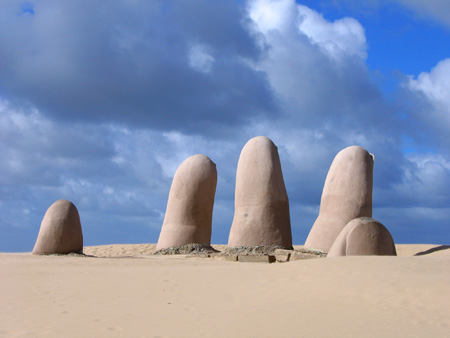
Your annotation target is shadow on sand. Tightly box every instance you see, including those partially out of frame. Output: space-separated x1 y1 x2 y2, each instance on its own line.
414 245 450 256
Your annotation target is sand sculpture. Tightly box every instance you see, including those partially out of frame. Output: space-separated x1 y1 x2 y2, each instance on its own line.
32 199 83 255
327 217 397 257
228 136 292 248
304 146 374 253
157 154 217 250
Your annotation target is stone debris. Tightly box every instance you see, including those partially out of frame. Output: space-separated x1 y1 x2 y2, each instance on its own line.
274 249 291 262
155 243 219 255
290 250 326 261
46 252 91 257
154 244 325 263
222 245 284 255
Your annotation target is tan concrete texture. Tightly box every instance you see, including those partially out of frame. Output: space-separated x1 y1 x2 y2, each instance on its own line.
289 251 313 261
32 199 83 255
157 154 217 250
238 255 276 263
212 254 239 262
274 249 291 262
304 146 374 252
228 136 292 248
327 217 397 257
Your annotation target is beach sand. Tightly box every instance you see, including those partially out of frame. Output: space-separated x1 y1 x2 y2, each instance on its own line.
1 244 449 337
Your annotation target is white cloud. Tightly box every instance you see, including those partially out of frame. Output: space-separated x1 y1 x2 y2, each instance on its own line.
248 0 367 62
408 58 450 111
247 0 298 34
406 58 450 146
188 44 215 73
246 0 379 132
296 4 367 61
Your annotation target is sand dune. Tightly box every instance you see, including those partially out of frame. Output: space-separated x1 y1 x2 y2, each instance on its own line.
1 244 449 337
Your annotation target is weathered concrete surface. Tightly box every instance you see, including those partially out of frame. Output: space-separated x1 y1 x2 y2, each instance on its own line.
328 217 397 257
212 254 239 262
238 255 276 263
228 136 292 248
305 146 374 252
33 199 83 255
274 249 291 262
157 154 217 250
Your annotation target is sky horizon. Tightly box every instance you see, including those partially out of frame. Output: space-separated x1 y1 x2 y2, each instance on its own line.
1 0 449 252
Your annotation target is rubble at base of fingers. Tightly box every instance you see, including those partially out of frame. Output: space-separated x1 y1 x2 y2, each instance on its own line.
153 243 326 263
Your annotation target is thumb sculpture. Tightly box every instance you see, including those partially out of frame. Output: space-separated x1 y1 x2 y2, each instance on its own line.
157 154 217 250
33 199 83 255
228 136 292 248
327 217 397 257
304 146 374 253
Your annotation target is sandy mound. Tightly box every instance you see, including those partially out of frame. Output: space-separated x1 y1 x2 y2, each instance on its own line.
83 243 157 257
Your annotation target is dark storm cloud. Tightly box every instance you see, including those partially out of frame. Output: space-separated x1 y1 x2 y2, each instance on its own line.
0 0 276 132
170 0 263 59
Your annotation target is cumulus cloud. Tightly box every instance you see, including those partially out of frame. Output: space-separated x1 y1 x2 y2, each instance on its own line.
247 0 387 132
296 4 367 61
408 58 450 106
403 58 450 148
248 0 298 34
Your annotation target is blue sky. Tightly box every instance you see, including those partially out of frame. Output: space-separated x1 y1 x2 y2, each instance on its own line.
0 0 449 252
